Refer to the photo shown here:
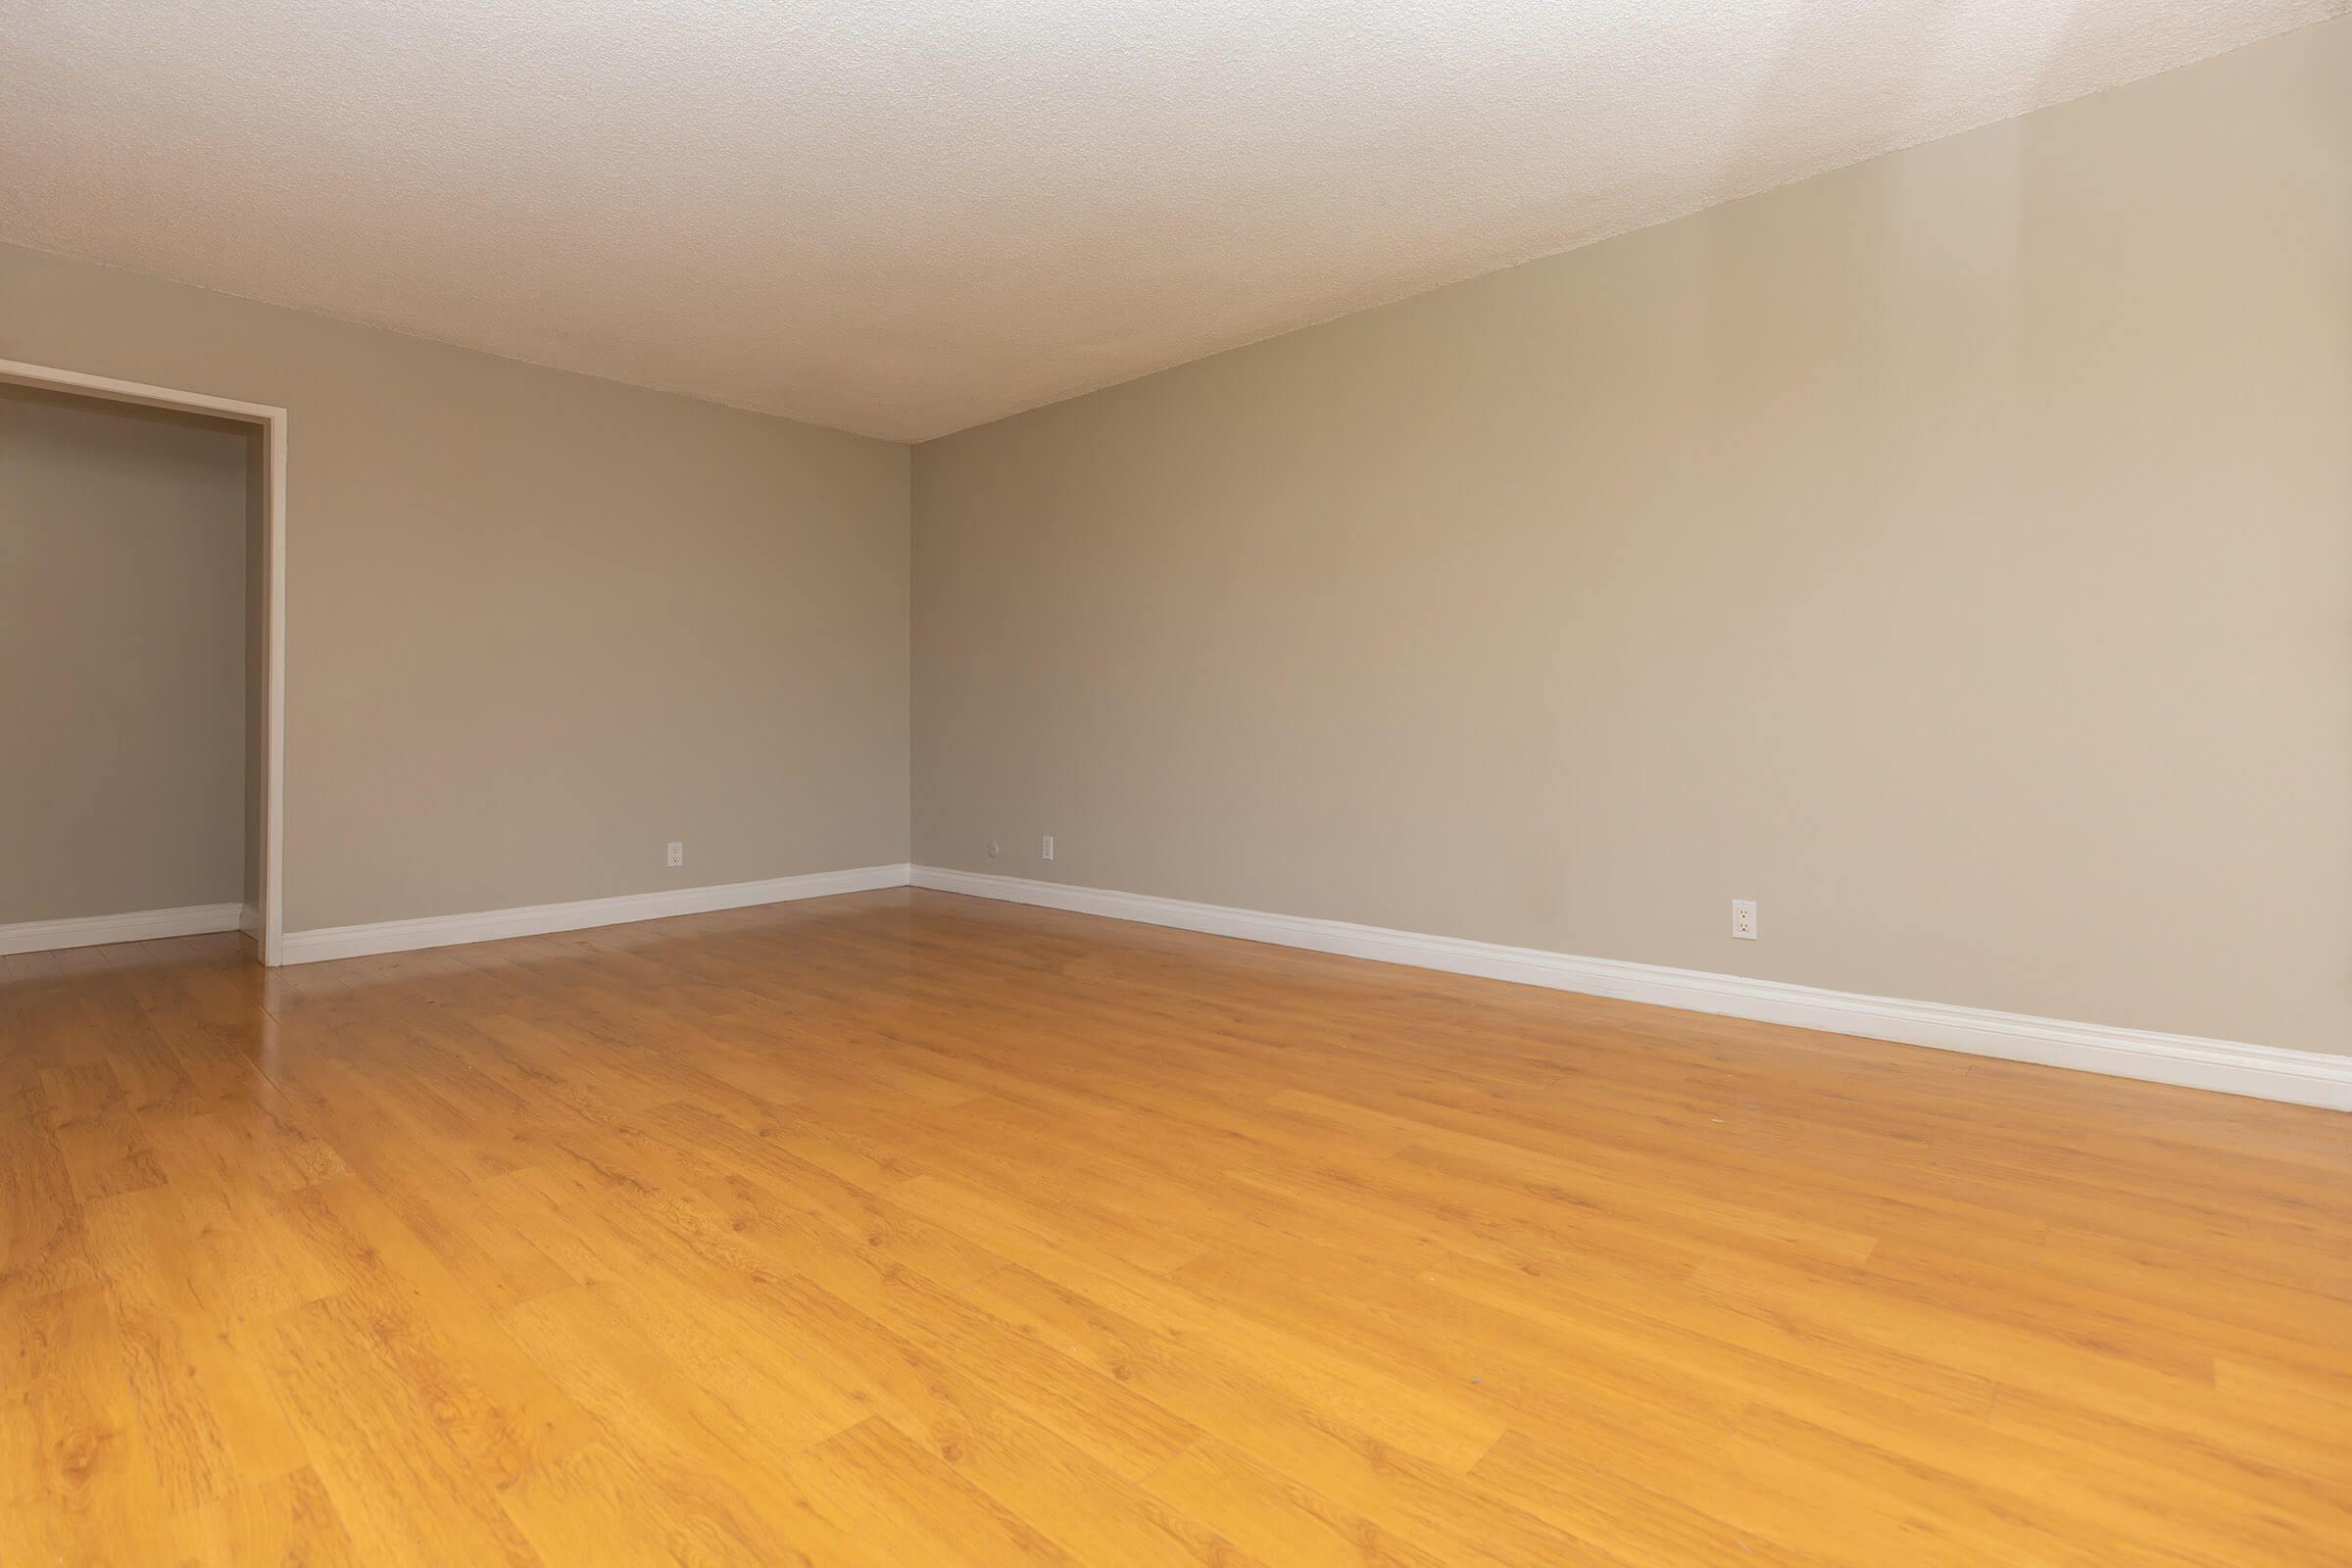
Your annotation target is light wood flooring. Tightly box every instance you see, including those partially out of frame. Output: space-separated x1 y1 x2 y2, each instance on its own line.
4 888 2348 1565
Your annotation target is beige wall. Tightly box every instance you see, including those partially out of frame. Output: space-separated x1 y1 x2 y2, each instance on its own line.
1 245 911 932
1 385 255 923
6 23 2340 1054
914 21 2352 1055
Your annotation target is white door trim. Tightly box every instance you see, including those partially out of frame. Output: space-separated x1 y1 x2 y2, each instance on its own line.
1 358 290 965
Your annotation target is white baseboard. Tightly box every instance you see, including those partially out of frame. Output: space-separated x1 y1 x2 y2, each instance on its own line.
279 863 912 966
0 903 246 956
239 904 262 939
911 866 2352 1111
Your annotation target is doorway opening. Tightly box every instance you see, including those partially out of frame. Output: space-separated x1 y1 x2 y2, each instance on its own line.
0 359 286 964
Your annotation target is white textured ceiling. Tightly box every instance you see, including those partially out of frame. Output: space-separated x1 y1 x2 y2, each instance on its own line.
2 2 2338 440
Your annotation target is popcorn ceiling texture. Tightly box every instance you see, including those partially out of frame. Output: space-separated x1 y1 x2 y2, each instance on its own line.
2 1 2340 440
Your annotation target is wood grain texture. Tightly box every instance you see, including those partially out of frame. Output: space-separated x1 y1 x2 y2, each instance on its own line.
2 889 2346 1565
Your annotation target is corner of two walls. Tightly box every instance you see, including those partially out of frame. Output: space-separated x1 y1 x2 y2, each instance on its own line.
2 239 915 945
906 20 2352 1061
7 20 2345 1060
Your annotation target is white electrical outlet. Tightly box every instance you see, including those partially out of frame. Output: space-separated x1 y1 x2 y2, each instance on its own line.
1731 899 1758 940
1041 834 1054 861
987 840 1001 858
666 841 684 868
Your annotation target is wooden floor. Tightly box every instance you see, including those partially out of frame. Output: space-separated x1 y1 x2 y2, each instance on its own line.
4 890 2348 1565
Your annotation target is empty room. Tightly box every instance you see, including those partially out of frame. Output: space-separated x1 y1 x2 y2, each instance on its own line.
2 3 2346 1564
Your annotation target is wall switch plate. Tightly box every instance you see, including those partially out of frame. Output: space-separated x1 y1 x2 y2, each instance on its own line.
1731 899 1758 939
1041 834 1054 861
666 841 684 868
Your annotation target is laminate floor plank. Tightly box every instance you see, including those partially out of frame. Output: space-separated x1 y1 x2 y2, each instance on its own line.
0 886 2343 1563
